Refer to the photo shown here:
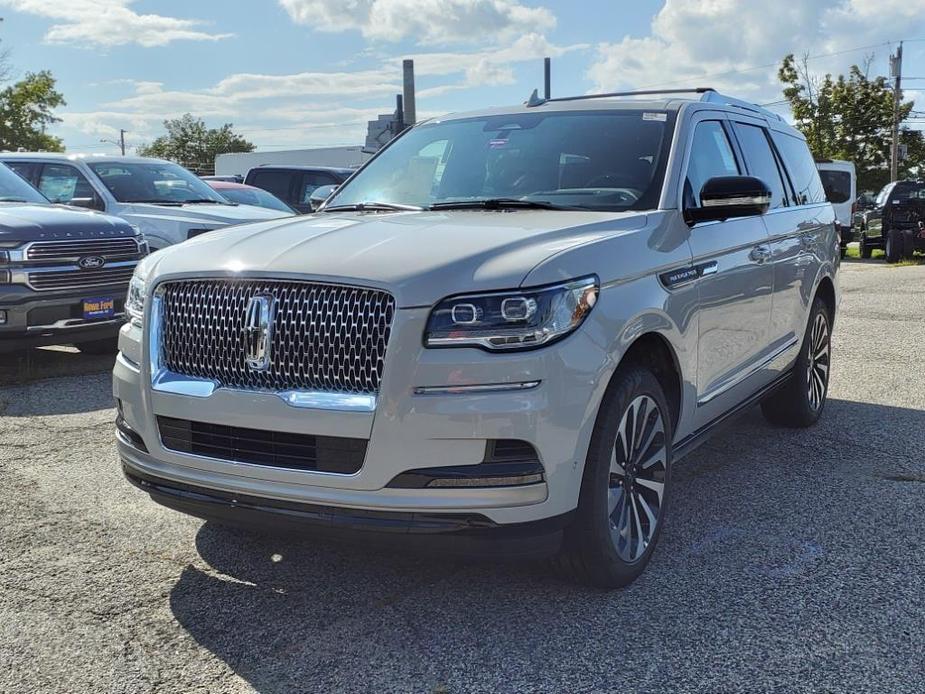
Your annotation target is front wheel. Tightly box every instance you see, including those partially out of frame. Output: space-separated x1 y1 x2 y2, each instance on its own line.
556 365 672 589
885 228 903 263
761 297 831 428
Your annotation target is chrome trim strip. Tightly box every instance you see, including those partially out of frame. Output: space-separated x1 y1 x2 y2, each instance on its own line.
278 390 377 412
11 259 138 291
413 381 541 395
24 313 126 332
698 336 799 405
702 195 771 208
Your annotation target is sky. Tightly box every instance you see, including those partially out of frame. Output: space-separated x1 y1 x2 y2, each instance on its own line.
0 0 923 154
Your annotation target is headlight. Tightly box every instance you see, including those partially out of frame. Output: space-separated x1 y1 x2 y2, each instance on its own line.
425 276 599 351
125 273 146 328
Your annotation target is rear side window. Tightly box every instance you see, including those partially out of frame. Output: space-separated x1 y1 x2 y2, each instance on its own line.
819 171 852 204
5 161 38 183
248 170 292 201
769 132 826 205
38 164 97 204
732 123 788 209
684 121 740 208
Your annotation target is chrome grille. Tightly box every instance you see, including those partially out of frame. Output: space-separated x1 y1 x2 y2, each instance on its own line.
27 237 141 262
27 265 135 291
159 279 396 395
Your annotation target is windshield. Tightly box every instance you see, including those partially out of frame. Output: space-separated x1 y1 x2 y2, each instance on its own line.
819 170 852 204
327 109 676 212
217 186 294 212
889 183 925 202
0 163 48 204
88 161 228 204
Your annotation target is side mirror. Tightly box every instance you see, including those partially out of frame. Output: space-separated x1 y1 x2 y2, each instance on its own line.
68 196 105 211
309 184 338 212
685 176 771 225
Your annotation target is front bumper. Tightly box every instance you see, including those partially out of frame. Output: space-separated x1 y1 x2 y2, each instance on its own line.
122 463 570 558
0 282 127 352
114 288 621 529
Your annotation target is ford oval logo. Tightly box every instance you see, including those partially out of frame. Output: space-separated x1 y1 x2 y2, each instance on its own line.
78 255 106 270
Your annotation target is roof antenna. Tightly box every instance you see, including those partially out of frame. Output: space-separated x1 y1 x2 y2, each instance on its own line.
525 88 545 107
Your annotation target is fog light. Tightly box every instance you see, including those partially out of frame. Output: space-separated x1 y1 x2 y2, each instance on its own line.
0 309 7 325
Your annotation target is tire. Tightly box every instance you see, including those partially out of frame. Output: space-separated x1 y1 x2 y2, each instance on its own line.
761 297 831 428
902 230 915 259
555 365 673 589
75 337 118 355
859 234 872 259
885 228 903 263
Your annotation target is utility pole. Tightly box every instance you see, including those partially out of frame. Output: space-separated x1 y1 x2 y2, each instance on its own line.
890 42 903 182
100 129 127 155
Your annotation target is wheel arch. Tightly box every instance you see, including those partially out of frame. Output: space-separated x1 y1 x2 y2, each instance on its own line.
615 332 684 435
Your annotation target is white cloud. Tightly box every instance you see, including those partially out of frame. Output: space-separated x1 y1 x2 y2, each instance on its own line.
0 0 233 47
278 0 555 44
587 0 925 101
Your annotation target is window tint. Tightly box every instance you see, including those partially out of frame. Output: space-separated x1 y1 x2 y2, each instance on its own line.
819 170 852 204
38 164 97 204
733 123 788 208
685 121 739 208
5 161 38 183
249 171 293 201
297 172 337 204
769 132 826 205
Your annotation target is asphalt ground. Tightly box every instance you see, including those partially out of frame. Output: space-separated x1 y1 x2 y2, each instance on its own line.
1 258 924 694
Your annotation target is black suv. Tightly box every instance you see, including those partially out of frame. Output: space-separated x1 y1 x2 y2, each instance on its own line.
858 180 925 262
244 165 353 214
0 163 147 353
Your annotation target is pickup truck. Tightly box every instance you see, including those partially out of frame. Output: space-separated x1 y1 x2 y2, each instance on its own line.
0 162 147 353
858 180 925 262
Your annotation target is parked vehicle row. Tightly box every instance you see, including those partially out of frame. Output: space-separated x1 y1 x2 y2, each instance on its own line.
114 88 839 588
857 179 925 262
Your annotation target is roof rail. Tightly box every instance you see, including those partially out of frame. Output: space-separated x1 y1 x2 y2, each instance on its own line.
525 87 715 107
698 90 783 121
524 87 783 121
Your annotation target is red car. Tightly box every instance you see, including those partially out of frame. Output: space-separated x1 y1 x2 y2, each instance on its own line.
204 180 296 214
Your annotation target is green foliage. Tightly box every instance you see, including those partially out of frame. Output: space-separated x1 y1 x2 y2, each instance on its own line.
0 71 66 152
137 114 255 173
778 54 924 191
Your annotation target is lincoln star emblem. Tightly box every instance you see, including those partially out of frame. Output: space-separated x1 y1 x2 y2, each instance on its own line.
244 293 276 372
78 255 106 270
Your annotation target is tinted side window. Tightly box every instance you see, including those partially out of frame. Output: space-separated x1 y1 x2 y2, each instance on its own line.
769 132 826 205
248 171 292 201
297 172 337 204
5 161 38 183
732 123 788 209
38 164 97 204
685 121 740 208
819 171 851 204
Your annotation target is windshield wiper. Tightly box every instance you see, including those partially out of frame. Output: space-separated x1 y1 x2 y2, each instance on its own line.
125 199 184 206
182 198 237 206
0 197 32 202
429 198 570 211
323 201 424 212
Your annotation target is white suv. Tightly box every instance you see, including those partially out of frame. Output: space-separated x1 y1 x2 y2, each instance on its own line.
1 154 292 251
114 88 839 588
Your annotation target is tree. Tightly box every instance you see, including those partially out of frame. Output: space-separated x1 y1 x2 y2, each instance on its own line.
137 114 254 174
778 53 924 191
0 70 66 152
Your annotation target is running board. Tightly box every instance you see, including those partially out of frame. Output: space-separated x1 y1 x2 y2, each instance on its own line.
674 371 793 462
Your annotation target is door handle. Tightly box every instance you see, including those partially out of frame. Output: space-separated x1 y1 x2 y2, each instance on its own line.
749 245 772 264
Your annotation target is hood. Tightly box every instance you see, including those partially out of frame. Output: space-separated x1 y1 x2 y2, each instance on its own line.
121 202 290 227
147 209 648 306
0 202 136 243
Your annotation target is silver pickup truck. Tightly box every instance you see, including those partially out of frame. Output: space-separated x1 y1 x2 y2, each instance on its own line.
114 88 839 588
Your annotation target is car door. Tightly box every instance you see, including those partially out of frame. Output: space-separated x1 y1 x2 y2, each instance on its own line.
683 116 775 429
729 120 809 366
765 129 832 349
37 163 106 211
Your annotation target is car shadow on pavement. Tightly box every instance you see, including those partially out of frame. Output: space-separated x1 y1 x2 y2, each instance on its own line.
0 346 116 387
167 397 925 693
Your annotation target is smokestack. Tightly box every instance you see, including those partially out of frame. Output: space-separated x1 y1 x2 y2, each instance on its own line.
402 59 416 126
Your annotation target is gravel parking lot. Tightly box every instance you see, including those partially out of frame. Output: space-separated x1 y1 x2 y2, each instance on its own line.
2 259 924 694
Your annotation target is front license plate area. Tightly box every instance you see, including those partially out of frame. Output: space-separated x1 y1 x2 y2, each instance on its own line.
83 297 115 321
